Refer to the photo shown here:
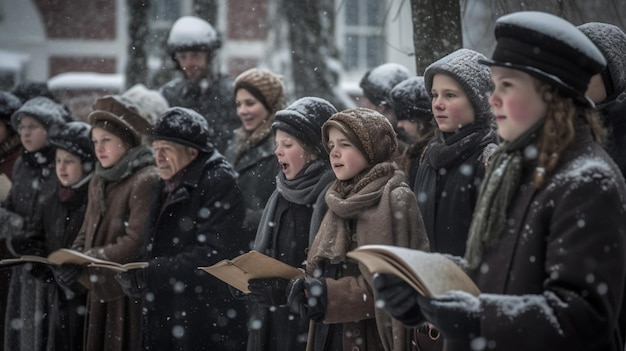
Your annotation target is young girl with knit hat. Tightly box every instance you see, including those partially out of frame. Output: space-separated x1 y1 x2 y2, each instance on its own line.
55 95 159 351
225 68 286 233
244 97 337 351
286 107 429 351
374 11 626 351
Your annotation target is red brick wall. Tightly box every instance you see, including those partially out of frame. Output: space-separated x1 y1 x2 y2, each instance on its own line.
227 0 268 40
49 57 116 77
34 0 115 39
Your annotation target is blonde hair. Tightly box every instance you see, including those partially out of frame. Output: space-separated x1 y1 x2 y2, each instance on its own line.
532 84 606 188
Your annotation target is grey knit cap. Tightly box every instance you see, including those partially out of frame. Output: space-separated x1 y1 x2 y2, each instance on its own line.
360 63 411 106
11 97 68 138
578 22 626 102
424 48 493 124
390 76 432 122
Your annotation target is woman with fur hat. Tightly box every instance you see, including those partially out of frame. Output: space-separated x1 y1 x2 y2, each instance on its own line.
245 97 338 351
55 95 159 351
8 121 95 351
286 107 429 351
0 96 68 350
225 68 286 234
374 11 626 351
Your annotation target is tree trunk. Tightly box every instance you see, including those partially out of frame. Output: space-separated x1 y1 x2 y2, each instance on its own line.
193 0 218 27
410 0 463 74
282 0 348 110
125 0 150 90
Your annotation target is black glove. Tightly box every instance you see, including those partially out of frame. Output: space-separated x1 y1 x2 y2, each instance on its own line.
115 268 148 298
248 277 290 306
417 291 481 341
26 262 54 282
286 277 327 321
53 264 84 298
373 273 425 326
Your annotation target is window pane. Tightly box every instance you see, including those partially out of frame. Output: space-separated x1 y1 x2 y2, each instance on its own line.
152 0 180 21
366 35 384 67
366 1 384 26
344 35 360 70
345 0 359 25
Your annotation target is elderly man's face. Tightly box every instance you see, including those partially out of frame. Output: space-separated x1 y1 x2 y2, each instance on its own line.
152 140 198 180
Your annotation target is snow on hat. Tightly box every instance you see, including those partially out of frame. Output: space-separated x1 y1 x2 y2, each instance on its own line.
479 11 606 107
234 68 286 114
151 107 213 153
273 97 338 157
88 95 152 147
359 63 411 106
322 107 397 165
11 97 68 138
0 91 22 129
390 76 432 122
49 121 95 168
425 48 493 124
167 16 221 54
122 84 170 125
578 22 626 103
11 80 57 104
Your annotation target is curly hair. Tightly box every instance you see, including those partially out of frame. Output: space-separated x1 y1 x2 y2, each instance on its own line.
532 84 606 188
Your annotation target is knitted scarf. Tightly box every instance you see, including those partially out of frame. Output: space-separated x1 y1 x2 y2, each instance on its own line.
0 134 21 161
94 145 154 215
425 123 496 169
306 161 402 275
464 120 545 269
230 116 274 162
253 160 335 253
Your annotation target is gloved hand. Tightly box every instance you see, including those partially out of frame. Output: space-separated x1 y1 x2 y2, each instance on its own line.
373 273 424 327
115 268 148 298
26 262 54 282
53 263 84 299
417 291 481 341
286 277 327 321
248 277 290 306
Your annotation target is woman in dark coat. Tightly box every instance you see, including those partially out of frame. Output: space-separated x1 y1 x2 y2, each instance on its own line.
116 107 250 351
374 12 626 351
246 97 337 351
0 97 68 351
225 68 285 233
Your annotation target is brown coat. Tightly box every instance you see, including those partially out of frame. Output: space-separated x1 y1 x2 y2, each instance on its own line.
72 164 159 351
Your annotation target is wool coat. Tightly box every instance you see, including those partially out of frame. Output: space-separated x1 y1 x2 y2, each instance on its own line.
72 164 159 351
160 74 240 154
8 179 90 351
225 125 280 232
413 127 496 256
461 126 626 351
306 166 430 351
0 150 57 351
139 151 250 351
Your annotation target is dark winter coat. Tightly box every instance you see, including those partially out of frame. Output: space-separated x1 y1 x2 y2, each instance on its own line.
462 126 626 351
139 151 250 351
600 101 626 177
225 124 280 232
160 74 240 153
0 148 57 351
413 126 496 256
72 163 159 351
9 178 90 351
0 133 22 181
248 163 334 351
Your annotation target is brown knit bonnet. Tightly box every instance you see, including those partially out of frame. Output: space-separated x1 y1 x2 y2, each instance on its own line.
234 68 286 114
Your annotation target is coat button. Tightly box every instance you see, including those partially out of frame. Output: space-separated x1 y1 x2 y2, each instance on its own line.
351 347 360 351
352 329 361 337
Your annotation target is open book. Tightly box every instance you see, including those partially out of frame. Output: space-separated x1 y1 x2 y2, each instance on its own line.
347 245 480 297
198 251 304 294
0 248 149 272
